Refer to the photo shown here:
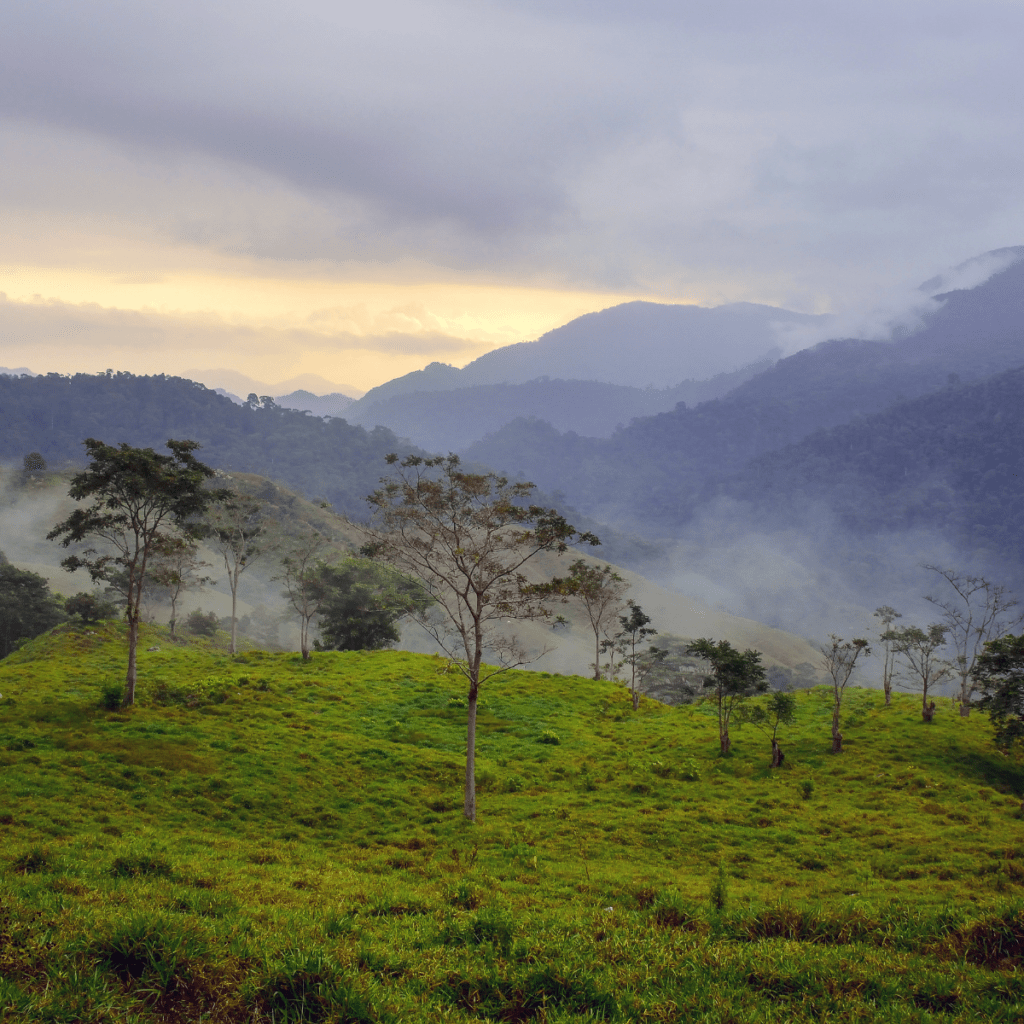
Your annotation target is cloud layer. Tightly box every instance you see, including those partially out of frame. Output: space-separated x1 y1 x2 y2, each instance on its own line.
1 0 1022 382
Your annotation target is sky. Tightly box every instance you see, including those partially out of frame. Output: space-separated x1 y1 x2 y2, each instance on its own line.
1 0 1023 393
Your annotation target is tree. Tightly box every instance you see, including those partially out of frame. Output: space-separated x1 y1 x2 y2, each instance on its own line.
601 600 665 710
820 635 870 753
366 453 598 821
550 559 628 679
145 537 212 637
205 496 271 655
882 624 951 722
64 591 118 624
275 528 329 661
22 452 46 476
923 566 1023 717
684 638 768 755
741 690 796 767
313 558 432 652
47 439 223 704
0 564 65 658
972 633 1024 748
873 606 901 706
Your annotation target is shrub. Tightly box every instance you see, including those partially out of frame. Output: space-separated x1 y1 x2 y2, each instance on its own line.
66 592 119 624
800 780 815 800
538 729 561 745
100 683 124 711
185 609 219 637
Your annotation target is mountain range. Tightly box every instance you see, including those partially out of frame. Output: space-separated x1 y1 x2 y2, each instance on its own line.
2 246 1023 641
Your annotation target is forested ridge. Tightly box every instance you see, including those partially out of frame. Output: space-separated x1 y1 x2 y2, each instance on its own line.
0 371 419 519
727 366 1024 566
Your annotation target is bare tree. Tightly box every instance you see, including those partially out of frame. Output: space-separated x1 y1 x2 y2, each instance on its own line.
883 624 952 723
873 606 901 706
366 453 598 821
923 566 1023 717
820 635 870 753
274 527 329 661
205 496 272 655
550 559 628 679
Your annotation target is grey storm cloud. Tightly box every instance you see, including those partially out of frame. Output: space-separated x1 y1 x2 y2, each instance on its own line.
1 0 1023 298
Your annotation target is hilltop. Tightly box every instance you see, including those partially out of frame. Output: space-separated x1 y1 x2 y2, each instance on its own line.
0 623 1022 1020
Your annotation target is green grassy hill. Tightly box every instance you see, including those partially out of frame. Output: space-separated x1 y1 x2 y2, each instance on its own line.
1 623 1023 1021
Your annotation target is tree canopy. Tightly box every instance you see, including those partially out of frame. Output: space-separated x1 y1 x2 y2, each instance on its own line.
366 452 598 821
47 438 224 705
0 564 65 658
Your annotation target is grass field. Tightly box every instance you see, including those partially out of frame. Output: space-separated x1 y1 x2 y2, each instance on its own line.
0 621 1022 1022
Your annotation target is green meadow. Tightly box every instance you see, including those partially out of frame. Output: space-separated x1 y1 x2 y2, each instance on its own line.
1 621 1023 1022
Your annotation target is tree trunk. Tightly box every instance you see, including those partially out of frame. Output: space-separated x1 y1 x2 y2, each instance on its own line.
883 682 891 707
959 703 970 718
922 698 936 723
720 728 730 756
125 615 139 707
770 739 784 767
831 703 843 753
632 687 640 711
594 634 601 681
464 689 478 822
229 577 238 655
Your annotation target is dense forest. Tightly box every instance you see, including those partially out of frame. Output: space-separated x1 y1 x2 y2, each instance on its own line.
0 372 419 519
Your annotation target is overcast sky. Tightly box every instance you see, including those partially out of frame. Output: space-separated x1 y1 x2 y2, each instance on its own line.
1 0 1022 391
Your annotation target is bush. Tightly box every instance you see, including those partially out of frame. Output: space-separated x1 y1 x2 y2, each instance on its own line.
800 780 815 800
65 592 119 624
185 609 219 637
100 683 124 711
538 729 561 745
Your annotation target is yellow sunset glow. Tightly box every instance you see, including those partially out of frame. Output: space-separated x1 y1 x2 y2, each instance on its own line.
0 262 701 389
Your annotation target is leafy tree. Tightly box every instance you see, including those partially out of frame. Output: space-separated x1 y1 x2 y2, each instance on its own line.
275 528 329 661
0 564 65 658
684 638 768 755
205 495 272 654
882 624 951 723
972 633 1024 748
22 452 45 475
873 606 901 706
923 566 1023 717
313 558 431 652
366 453 598 821
185 608 219 637
741 690 796 767
145 537 212 637
549 559 628 679
64 591 119 624
47 439 223 705
820 635 870 753
601 600 665 710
